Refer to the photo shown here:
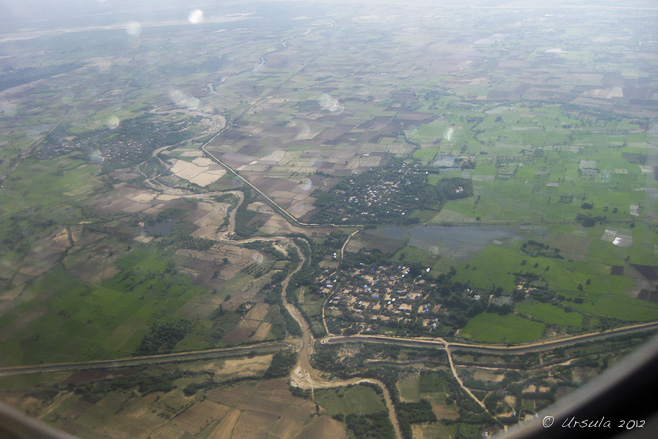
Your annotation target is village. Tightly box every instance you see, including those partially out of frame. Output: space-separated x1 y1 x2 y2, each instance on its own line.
311 160 447 225
320 263 455 334
314 255 558 336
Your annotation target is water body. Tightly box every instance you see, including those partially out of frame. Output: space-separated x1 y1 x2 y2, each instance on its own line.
369 224 547 260
146 220 176 237
432 155 457 168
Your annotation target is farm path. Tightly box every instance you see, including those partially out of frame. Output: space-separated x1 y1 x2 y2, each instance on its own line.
443 344 492 416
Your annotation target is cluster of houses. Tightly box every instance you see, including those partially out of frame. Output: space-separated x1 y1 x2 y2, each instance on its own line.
340 169 410 221
320 264 445 333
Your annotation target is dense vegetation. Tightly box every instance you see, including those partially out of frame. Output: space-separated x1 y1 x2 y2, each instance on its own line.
36 114 199 169
234 188 264 237
310 160 472 225
345 412 396 439
136 320 193 355
521 240 563 259
261 272 303 337
264 350 298 378
74 372 183 403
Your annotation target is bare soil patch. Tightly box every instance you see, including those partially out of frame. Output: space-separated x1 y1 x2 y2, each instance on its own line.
207 383 254 407
430 400 459 420
232 410 279 439
269 405 315 439
173 400 230 435
149 424 186 439
473 370 504 382
222 319 260 345
210 355 272 378
245 302 269 321
297 415 347 439
207 408 241 439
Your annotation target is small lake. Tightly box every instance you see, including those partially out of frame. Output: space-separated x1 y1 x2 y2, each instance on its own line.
146 220 176 237
432 155 457 168
368 224 547 260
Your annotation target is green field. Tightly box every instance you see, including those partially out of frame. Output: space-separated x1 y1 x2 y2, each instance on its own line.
460 313 546 344
314 385 387 416
516 301 582 327
397 373 421 402
0 248 245 366
571 293 658 322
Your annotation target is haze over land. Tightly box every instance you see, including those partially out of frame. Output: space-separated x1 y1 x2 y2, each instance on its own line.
0 1 657 438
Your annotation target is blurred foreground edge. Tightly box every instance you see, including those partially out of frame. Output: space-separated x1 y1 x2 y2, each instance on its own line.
496 333 658 439
0 398 77 439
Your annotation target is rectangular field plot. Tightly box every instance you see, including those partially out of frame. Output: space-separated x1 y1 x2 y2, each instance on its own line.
551 233 591 261
314 385 386 416
460 313 546 344
232 410 279 439
173 400 231 435
516 301 582 327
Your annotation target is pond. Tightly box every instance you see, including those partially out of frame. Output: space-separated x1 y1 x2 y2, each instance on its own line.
145 220 176 237
367 224 547 260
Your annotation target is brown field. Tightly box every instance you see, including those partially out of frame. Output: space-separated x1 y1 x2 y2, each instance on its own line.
473 370 504 382
17 230 71 278
75 399 163 438
207 408 241 439
223 302 276 344
222 319 260 345
149 424 187 439
207 383 254 407
65 245 122 285
173 400 231 435
176 245 261 287
232 410 279 439
96 392 130 413
215 356 273 379
268 405 317 439
237 394 290 416
245 302 269 321
430 400 459 420
255 378 289 392
251 322 272 341
121 398 155 421
203 379 333 439
296 415 347 439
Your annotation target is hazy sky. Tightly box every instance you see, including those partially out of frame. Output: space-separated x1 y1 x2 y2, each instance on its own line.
1 0 656 33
